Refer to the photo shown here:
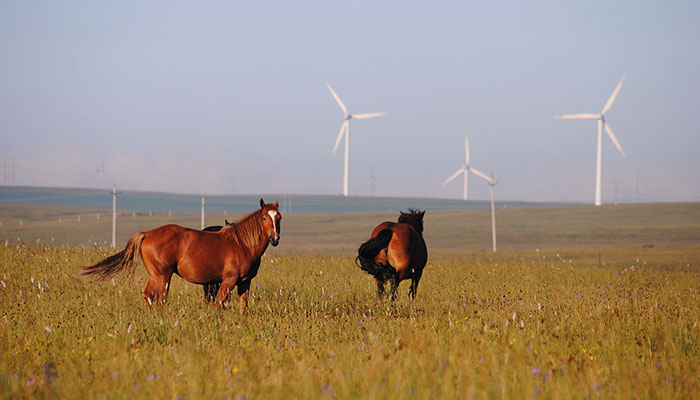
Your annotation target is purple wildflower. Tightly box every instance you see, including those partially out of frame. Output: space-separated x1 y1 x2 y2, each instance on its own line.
44 363 57 380
532 367 541 375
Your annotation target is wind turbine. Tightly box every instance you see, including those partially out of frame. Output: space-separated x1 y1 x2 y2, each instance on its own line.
555 76 627 206
442 136 490 200
327 83 388 197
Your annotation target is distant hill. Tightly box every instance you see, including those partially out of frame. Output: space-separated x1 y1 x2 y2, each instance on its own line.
0 186 575 214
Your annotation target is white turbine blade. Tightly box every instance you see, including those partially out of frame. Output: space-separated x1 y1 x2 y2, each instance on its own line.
604 123 626 158
470 167 493 183
332 120 348 155
442 168 465 186
352 112 388 120
554 113 600 119
465 136 470 165
601 75 626 115
326 83 348 115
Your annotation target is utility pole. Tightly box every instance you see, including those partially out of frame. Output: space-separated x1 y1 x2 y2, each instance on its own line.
112 184 120 248
489 173 498 253
201 196 205 230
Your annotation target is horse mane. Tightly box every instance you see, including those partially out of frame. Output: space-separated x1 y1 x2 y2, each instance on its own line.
221 209 265 248
398 208 425 236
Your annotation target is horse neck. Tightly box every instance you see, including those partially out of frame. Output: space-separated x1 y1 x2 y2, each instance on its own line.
401 218 423 236
224 211 269 255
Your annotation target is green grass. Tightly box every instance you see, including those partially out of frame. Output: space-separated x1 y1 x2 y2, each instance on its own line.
1 246 699 399
1 203 700 398
2 202 700 252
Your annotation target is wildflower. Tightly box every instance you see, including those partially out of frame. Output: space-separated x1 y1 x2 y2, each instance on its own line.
532 367 541 375
26 377 36 386
232 367 239 374
509 338 516 345
147 374 157 382
44 363 57 380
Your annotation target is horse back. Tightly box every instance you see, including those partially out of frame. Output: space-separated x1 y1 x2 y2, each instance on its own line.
372 222 427 274
140 224 230 270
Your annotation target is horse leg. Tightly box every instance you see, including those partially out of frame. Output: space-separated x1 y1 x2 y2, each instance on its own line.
143 278 158 306
237 280 252 316
375 277 385 298
214 278 236 310
143 272 172 305
390 274 400 301
409 269 423 300
203 282 221 302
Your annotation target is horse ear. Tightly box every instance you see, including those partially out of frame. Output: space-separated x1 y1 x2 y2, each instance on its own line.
225 219 230 225
274 200 279 209
260 198 265 208
422 211 426 216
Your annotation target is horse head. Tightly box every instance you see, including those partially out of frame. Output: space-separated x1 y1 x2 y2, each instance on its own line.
259 198 282 247
398 209 425 235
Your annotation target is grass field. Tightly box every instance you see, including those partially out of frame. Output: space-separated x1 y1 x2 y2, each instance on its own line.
1 203 700 398
2 202 700 252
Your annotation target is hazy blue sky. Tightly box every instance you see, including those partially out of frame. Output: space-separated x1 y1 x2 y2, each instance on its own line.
1 1 698 203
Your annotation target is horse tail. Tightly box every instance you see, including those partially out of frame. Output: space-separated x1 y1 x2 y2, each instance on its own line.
355 229 396 284
81 232 146 282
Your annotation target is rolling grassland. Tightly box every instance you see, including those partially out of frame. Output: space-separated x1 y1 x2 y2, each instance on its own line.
1 203 699 398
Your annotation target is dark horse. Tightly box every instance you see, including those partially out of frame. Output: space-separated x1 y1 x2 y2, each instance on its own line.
82 199 282 314
356 209 427 299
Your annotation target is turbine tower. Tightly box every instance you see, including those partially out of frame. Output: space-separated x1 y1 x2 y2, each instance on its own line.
442 136 490 200
327 83 388 197
555 76 627 206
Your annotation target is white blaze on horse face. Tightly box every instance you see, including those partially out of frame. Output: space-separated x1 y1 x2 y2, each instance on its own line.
267 210 278 234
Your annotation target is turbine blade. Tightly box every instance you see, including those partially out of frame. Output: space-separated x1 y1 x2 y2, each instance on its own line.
326 83 348 115
554 113 600 119
601 75 626 115
352 112 388 120
442 168 465 186
470 167 492 183
332 120 348 155
465 136 470 165
604 123 626 158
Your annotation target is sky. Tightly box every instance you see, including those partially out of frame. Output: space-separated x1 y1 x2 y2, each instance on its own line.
1 1 699 203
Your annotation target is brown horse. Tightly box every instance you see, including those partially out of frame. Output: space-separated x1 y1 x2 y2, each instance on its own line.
81 199 282 314
356 209 427 299
201 220 233 302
